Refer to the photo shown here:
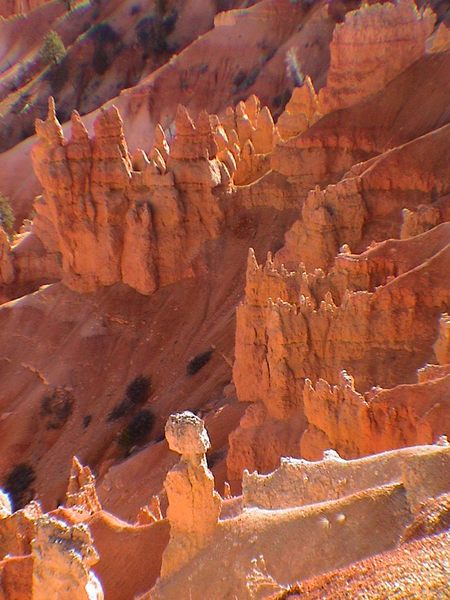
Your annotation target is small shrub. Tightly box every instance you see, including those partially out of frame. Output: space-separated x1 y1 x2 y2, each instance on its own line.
135 8 178 57
186 349 213 376
40 388 74 430
233 69 247 89
41 31 66 66
272 88 291 111
89 23 121 75
107 398 131 421
233 65 260 93
136 16 164 55
107 375 151 421
0 194 14 234
126 375 151 405
46 57 70 93
216 0 236 9
162 9 178 35
232 212 257 239
83 415 92 428
263 47 277 64
130 4 141 15
4 463 35 510
90 22 120 44
11 91 31 115
92 47 110 74
117 409 154 454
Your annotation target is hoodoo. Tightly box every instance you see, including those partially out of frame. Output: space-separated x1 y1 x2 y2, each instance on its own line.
0 0 449 597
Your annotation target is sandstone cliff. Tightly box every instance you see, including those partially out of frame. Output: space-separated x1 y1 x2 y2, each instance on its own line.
227 4 450 481
318 0 435 113
0 1 449 597
29 98 230 294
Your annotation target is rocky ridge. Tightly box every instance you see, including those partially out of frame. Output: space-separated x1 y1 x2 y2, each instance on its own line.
1 415 449 599
227 0 450 482
0 0 449 597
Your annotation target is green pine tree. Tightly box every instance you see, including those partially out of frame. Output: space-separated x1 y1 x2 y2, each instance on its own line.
0 194 14 234
41 31 66 66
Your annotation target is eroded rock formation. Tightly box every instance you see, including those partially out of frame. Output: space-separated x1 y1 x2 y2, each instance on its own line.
276 77 321 141
0 500 42 560
32 516 103 600
243 442 450 511
159 411 221 579
229 62 450 478
18 91 285 301
144 426 450 600
65 456 102 516
0 423 449 600
229 225 450 478
0 1 449 597
29 98 232 295
318 0 435 113
0 490 11 519
0 87 291 303
0 490 104 599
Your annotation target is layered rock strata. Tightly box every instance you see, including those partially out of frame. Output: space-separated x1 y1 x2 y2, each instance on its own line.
229 224 450 478
243 441 450 511
229 76 450 476
277 123 450 270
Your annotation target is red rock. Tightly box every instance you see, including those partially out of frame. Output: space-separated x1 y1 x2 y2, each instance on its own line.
318 0 435 114
31 100 230 295
0 2 449 596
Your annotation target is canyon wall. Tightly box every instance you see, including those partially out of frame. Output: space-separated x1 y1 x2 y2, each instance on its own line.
0 1 448 597
227 1 450 481
318 0 435 113
1 424 449 600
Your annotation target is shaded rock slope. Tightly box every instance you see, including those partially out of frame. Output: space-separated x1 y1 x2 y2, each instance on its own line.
0 0 449 597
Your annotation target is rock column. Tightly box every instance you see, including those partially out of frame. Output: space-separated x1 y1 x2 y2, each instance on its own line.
161 411 221 578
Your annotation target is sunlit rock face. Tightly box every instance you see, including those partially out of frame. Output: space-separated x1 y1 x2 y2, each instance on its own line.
318 0 435 114
31 99 231 295
32 516 103 600
159 411 221 579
